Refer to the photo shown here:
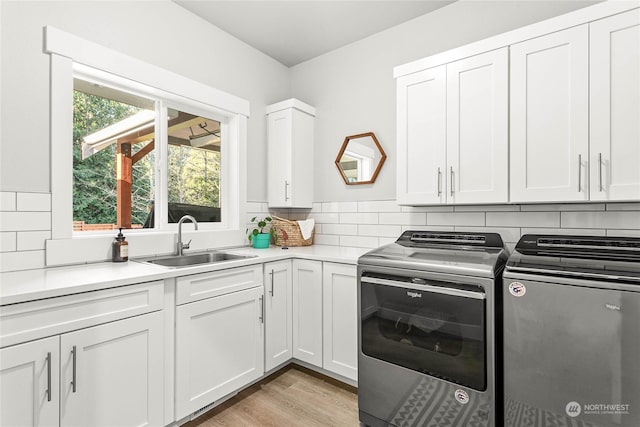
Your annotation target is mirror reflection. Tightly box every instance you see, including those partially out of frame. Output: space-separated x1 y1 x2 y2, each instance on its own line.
335 132 386 185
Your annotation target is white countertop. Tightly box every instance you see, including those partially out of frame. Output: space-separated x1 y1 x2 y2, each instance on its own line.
0 245 369 305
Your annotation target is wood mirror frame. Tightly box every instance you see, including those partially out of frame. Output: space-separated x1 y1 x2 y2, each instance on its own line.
334 132 387 185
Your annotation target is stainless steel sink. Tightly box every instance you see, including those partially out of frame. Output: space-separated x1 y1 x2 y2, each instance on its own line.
137 251 256 268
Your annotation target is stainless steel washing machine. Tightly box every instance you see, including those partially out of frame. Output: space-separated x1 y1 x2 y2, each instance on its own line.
358 231 508 427
503 234 640 427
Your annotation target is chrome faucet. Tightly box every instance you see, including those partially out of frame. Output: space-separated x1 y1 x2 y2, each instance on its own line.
177 215 198 256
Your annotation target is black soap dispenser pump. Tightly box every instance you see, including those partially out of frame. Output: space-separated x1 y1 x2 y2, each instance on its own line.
112 228 129 262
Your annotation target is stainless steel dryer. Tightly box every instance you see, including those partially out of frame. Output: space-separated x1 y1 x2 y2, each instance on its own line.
358 231 508 427
503 234 640 427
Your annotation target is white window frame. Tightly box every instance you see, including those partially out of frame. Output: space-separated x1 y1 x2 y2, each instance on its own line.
45 26 248 265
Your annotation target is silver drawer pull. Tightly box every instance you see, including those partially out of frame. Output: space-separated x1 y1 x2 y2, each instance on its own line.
578 154 582 192
598 153 603 192
450 167 454 196
46 352 52 402
437 168 442 197
71 345 77 393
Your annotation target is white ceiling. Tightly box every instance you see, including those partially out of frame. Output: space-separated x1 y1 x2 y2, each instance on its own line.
173 1 455 67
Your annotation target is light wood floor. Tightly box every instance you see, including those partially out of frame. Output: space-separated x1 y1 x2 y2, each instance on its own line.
185 365 359 427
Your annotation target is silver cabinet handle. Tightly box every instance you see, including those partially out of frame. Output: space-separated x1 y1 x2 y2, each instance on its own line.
71 345 77 393
259 296 264 323
46 352 52 402
437 168 442 196
578 154 582 192
284 181 290 201
450 167 454 197
598 153 603 192
270 269 275 296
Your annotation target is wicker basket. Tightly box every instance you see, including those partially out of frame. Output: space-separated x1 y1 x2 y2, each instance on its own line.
272 216 314 246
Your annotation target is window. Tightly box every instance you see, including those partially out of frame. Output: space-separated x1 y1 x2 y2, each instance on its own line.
46 26 248 263
72 77 225 232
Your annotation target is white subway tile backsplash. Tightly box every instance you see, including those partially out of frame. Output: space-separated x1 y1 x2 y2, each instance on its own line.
1 232 17 252
340 212 378 224
310 203 322 213
521 203 605 212
401 205 454 213
0 212 51 232
308 212 340 224
1 192 16 211
487 212 559 228
246 202 267 213
0 250 46 272
358 224 402 237
322 224 359 235
313 234 340 245
605 203 640 211
358 200 401 213
401 225 455 232
607 229 640 237
340 235 379 248
454 205 520 212
380 212 426 225
520 228 606 236
561 211 640 229
427 212 485 226
16 193 51 212
322 201 357 213
17 231 51 251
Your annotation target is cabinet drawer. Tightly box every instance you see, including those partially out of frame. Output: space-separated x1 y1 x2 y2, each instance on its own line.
0 281 163 348
176 265 263 305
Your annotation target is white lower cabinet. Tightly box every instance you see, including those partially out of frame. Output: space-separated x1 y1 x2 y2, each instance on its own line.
1 336 60 427
0 313 163 427
264 260 293 371
322 263 358 381
60 312 164 427
175 286 264 420
0 283 164 427
292 259 323 367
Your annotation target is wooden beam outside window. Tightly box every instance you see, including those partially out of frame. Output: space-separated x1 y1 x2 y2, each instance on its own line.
117 142 132 228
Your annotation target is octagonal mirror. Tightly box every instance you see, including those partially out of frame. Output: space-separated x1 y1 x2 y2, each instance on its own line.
335 132 387 185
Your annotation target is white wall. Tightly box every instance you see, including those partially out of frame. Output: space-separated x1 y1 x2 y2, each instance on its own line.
289 0 601 202
0 0 290 199
0 0 291 271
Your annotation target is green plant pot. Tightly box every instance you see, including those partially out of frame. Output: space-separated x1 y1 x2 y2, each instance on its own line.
252 233 271 249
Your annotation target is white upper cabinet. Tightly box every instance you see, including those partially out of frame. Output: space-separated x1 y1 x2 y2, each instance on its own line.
397 49 508 205
447 48 509 204
397 66 447 205
267 99 315 208
510 25 590 203
590 9 640 201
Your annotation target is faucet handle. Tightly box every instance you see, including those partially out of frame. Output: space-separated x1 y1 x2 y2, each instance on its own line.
182 239 192 250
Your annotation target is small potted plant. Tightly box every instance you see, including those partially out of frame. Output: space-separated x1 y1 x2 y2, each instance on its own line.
246 216 275 248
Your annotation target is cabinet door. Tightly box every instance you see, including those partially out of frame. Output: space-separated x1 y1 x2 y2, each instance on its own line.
322 263 358 382
60 311 163 427
264 260 293 371
175 286 264 419
1 336 59 427
396 66 447 205
447 48 509 204
267 109 293 207
590 9 640 201
510 25 589 202
292 259 323 367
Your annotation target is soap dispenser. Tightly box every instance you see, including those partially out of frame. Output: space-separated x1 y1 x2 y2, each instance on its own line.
112 228 129 262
